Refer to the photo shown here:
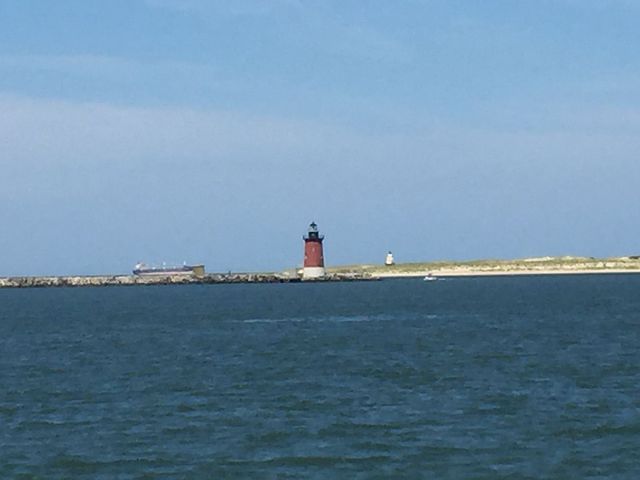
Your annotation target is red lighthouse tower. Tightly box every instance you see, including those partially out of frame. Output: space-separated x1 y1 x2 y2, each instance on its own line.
303 221 325 278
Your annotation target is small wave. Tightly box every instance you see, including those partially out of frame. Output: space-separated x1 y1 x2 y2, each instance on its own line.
48 454 177 471
237 314 439 324
224 454 393 468
555 421 640 439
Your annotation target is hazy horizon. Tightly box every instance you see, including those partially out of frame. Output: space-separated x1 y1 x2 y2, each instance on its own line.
2 1 640 276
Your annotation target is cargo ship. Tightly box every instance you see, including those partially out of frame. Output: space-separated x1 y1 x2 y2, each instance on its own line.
133 262 205 277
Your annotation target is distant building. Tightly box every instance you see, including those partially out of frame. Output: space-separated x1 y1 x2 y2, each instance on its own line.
385 251 395 266
303 222 325 278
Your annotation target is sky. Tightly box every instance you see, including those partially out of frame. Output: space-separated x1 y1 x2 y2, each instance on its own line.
1 0 640 275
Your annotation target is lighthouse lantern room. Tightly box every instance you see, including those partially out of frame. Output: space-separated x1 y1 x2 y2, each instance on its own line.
303 222 326 279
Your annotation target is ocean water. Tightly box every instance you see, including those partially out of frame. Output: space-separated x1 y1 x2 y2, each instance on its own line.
1 275 639 479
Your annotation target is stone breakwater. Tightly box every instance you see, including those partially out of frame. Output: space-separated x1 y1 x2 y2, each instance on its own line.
0 273 375 288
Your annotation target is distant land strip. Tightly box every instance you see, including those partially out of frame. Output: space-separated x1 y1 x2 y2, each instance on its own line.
329 256 640 278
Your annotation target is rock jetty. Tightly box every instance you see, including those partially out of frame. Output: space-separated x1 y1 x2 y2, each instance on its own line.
0 273 376 289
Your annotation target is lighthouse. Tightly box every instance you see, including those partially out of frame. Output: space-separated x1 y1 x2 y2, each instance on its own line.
385 251 395 266
303 221 326 279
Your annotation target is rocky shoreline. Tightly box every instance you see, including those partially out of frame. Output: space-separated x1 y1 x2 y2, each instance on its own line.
0 272 376 288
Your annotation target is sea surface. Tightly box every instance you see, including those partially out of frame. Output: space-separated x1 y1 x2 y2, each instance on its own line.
1 275 639 479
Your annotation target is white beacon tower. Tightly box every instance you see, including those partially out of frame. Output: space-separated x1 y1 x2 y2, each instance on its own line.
385 251 395 266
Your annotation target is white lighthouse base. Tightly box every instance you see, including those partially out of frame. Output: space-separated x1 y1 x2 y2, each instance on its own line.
302 266 326 279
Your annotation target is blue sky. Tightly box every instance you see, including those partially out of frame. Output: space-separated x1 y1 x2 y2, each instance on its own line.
2 0 640 275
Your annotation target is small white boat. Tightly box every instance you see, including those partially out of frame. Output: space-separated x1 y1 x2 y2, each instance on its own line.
423 273 438 282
